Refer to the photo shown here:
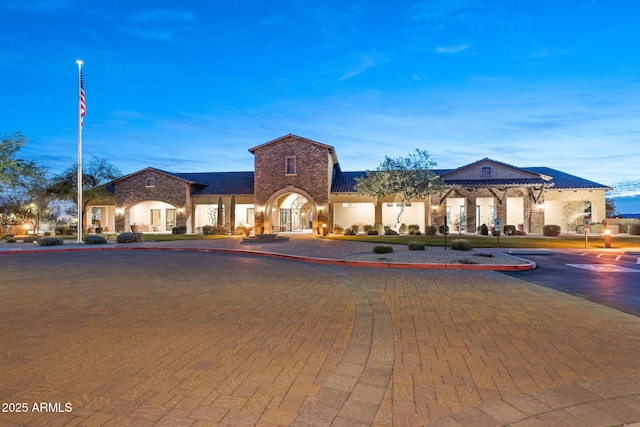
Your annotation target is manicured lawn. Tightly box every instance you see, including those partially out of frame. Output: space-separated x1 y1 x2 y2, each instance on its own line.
141 234 232 242
324 234 640 249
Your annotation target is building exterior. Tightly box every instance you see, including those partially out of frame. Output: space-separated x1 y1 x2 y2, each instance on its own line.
91 134 612 235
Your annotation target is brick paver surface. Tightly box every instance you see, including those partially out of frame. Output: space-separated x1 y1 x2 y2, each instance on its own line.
2 239 640 426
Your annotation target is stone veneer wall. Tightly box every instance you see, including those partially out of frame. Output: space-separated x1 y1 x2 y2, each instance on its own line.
252 135 332 229
114 169 192 232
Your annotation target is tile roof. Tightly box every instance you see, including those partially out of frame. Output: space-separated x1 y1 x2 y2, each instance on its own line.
117 164 610 196
330 167 611 193
523 167 612 190
168 171 255 195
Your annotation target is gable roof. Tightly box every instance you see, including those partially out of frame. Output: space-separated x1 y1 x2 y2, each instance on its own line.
248 133 335 153
109 167 197 185
330 162 611 193
248 133 340 165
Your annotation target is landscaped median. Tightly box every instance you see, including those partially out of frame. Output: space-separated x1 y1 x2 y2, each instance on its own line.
325 233 640 249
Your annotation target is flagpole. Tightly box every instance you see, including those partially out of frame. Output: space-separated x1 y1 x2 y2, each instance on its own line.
76 60 83 243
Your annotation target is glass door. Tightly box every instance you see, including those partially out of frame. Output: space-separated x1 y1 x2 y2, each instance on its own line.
150 209 161 232
166 209 176 231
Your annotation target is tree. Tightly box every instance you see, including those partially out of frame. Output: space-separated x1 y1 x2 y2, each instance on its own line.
606 198 617 217
48 157 122 230
0 192 23 235
0 132 39 190
355 149 444 227
561 200 590 233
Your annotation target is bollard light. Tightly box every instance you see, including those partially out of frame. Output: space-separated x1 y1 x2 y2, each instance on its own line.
604 229 612 248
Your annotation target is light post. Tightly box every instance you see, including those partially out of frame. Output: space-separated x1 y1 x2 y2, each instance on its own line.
604 229 612 248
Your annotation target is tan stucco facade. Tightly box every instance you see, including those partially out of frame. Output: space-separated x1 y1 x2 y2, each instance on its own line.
95 135 611 235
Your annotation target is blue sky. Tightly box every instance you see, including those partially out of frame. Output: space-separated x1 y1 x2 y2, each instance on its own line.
1 0 639 212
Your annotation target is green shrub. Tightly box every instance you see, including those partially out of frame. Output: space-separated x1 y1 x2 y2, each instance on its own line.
374 223 384 234
38 237 64 246
117 232 144 243
629 224 640 235
363 224 373 233
450 239 473 251
543 225 561 236
576 225 584 234
54 226 67 235
425 226 437 236
618 223 628 233
480 224 489 235
399 223 407 233
23 236 38 243
172 226 187 234
2 233 14 239
350 224 360 233
408 224 420 235
458 258 478 264
408 242 425 250
65 228 75 235
384 226 399 235
591 223 604 233
439 225 450 235
344 228 356 236
333 226 344 234
84 235 107 244
6 238 17 243
373 245 393 254
503 225 516 235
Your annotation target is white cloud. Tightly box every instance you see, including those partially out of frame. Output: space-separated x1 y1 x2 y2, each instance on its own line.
130 10 195 23
338 52 387 81
124 28 175 42
436 44 469 54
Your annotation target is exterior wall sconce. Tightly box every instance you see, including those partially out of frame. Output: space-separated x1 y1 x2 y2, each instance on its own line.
537 204 545 210
115 208 125 215
257 206 265 213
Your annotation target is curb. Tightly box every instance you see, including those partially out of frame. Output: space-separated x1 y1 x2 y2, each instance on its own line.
0 246 536 271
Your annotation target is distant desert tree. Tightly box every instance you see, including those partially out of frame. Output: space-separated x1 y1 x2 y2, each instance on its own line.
355 149 443 228
0 131 39 190
48 157 122 229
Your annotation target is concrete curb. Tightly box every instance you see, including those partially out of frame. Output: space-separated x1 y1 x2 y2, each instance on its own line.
0 245 536 271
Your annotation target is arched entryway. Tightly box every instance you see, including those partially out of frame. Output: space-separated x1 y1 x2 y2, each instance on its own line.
127 200 178 232
264 189 318 233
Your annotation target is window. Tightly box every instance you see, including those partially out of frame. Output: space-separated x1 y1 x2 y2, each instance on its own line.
480 165 493 176
246 208 255 226
285 156 296 175
145 178 156 187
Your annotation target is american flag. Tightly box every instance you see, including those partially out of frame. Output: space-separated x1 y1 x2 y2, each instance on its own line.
79 70 86 128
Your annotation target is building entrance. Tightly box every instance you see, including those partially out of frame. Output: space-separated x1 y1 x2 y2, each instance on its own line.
278 196 312 232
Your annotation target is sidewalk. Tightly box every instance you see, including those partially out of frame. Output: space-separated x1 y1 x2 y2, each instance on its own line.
1 236 640 426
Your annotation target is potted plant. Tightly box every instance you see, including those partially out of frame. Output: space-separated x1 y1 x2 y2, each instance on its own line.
130 223 139 233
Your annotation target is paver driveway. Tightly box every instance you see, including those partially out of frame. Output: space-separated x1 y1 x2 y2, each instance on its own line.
2 250 640 426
